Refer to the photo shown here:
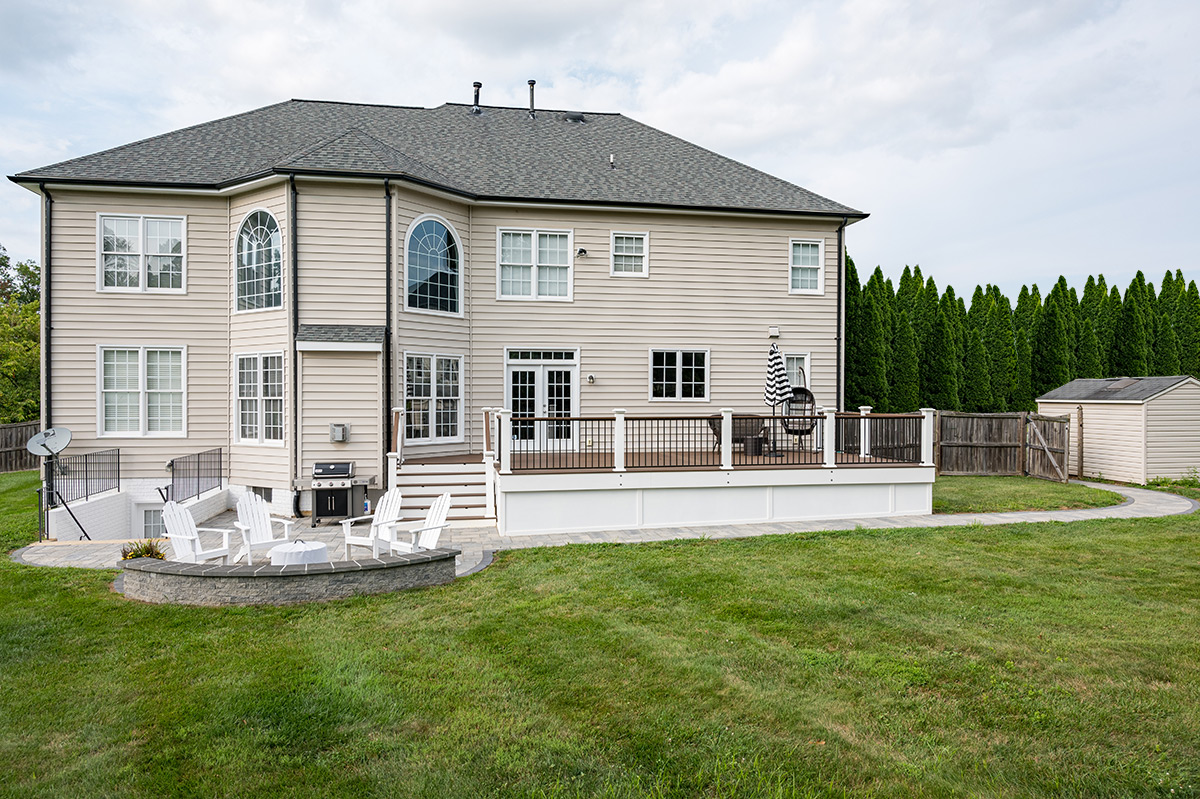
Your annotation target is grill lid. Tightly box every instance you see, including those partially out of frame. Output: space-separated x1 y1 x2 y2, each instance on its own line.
312 462 355 477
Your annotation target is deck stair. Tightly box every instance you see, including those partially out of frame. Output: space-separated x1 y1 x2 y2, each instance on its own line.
393 457 491 522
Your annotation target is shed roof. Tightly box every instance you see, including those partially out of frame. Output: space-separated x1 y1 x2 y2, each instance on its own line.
296 324 386 344
11 99 863 218
1037 376 1197 403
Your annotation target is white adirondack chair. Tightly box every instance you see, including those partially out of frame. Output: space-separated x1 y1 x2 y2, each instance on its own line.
341 488 404 559
233 491 293 565
162 501 232 565
381 492 451 555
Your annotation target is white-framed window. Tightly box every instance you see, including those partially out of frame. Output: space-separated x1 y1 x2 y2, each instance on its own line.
786 353 810 389
649 349 709 401
143 508 166 538
235 353 285 444
610 231 649 277
497 228 573 300
97 346 186 436
97 214 186 293
405 215 462 316
404 353 463 444
789 238 825 295
236 210 283 312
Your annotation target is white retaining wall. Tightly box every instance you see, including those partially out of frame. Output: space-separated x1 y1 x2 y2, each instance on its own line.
496 466 935 536
46 479 232 541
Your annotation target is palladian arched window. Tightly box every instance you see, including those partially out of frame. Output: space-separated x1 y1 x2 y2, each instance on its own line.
407 217 460 314
236 210 282 311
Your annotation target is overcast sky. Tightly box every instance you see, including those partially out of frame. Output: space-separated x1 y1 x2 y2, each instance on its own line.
2 0 1196 298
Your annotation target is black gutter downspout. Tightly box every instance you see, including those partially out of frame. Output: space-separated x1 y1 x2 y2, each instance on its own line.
289 175 301 516
836 216 848 411
39 183 53 428
383 178 393 465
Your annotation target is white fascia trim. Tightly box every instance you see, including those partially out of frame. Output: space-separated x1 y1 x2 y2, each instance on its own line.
28 174 287 197
296 341 383 352
475 198 863 224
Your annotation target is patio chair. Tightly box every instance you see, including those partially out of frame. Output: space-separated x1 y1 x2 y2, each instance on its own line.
162 500 232 565
341 488 403 559
781 386 818 444
232 491 293 565
380 493 452 555
707 414 768 452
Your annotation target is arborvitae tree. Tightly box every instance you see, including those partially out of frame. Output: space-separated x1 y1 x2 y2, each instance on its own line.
914 276 939 347
922 307 960 410
1014 329 1034 411
1079 274 1105 331
1177 281 1200 379
1154 311 1181 376
1032 296 1071 396
1110 293 1149 377
889 311 920 412
940 287 965 392
844 258 864 404
1159 270 1179 319
1076 321 1103 379
961 328 993 412
1014 284 1041 341
984 296 1016 411
895 265 919 319
850 291 889 409
1100 285 1123 374
967 285 988 332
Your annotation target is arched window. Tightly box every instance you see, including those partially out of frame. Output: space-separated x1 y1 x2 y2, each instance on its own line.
236 210 282 311
407 217 460 314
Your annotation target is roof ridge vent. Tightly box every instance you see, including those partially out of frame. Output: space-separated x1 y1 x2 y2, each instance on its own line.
563 111 585 123
471 82 482 115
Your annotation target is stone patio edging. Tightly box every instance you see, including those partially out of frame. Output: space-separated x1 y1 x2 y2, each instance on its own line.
120 548 460 606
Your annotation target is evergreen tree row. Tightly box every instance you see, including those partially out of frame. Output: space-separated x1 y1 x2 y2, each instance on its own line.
844 260 1200 413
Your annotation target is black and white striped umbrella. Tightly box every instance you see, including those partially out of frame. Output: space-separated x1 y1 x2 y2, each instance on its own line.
764 342 793 408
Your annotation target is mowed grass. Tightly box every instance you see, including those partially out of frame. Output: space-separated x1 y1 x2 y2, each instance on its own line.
2 470 1199 797
933 475 1124 514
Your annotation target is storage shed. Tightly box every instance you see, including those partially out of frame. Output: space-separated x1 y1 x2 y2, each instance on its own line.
1037 376 1200 484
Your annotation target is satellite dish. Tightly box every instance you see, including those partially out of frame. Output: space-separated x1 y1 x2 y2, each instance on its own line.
26 427 72 457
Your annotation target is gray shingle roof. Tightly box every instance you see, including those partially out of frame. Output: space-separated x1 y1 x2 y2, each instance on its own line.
296 324 386 344
1038 376 1196 403
11 100 864 217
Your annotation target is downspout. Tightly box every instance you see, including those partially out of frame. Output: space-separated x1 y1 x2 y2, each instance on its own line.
289 175 301 516
383 178 393 468
836 216 848 410
39 183 53 427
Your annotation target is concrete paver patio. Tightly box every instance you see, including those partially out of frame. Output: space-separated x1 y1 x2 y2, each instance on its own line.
11 482 1196 577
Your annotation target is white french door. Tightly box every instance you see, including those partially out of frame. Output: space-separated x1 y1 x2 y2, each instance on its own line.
505 350 579 452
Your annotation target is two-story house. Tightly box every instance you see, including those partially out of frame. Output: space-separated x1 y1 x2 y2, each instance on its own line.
11 87 935 540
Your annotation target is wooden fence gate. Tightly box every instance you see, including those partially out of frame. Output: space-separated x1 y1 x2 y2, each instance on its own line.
0 420 39 474
937 411 1070 482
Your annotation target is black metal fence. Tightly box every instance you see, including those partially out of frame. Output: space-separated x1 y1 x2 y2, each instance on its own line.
44 448 120 506
167 448 224 502
734 415 824 466
508 418 614 471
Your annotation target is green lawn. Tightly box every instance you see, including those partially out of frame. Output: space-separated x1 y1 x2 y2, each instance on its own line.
1146 475 1200 504
932 475 1124 514
2 470 1199 797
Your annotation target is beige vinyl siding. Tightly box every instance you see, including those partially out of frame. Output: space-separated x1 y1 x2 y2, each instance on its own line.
1038 401 1146 484
1144 382 1200 479
392 187 472 456
300 352 384 482
296 180 386 324
466 207 841 448
47 189 230 479
229 183 291 489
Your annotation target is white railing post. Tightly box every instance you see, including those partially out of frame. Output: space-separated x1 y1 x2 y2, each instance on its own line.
498 408 513 475
612 409 627 472
386 453 399 491
859 405 872 459
920 408 936 467
720 408 734 470
823 408 837 468
481 408 497 519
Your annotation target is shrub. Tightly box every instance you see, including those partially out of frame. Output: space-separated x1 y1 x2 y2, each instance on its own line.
121 538 167 560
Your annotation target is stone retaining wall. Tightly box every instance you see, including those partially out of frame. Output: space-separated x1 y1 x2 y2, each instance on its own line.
121 548 459 606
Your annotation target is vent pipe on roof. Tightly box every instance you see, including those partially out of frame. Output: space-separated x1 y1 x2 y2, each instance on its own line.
471 82 482 115
528 80 536 119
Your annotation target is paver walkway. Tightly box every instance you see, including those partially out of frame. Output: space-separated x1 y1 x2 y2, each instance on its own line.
11 482 1196 577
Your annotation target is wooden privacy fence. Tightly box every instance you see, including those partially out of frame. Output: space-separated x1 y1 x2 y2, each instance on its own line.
937 411 1070 482
0 420 39 474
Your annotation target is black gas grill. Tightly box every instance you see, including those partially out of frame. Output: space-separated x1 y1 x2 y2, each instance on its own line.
309 462 373 527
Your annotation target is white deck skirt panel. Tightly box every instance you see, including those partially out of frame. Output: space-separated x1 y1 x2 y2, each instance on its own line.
495 466 934 536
